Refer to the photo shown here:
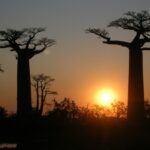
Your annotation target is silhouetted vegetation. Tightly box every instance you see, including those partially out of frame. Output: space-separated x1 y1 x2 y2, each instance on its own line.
1 10 150 150
48 98 79 120
0 106 7 119
0 28 56 117
32 74 57 116
86 10 150 124
47 98 127 120
0 99 150 150
111 100 127 118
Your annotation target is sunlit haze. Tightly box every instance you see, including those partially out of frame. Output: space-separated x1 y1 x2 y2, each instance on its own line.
95 89 117 107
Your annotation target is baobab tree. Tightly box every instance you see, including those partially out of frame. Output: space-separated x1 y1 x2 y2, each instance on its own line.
32 73 57 116
86 10 150 123
0 28 56 117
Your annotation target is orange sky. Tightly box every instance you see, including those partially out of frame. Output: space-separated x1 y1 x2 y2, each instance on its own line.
0 1 150 113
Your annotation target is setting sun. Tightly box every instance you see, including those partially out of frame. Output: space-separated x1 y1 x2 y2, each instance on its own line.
95 89 116 107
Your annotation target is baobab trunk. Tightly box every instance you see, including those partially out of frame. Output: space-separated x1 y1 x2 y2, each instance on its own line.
17 55 32 117
128 48 145 123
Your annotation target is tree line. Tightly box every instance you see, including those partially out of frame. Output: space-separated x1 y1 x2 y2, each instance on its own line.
1 98 150 121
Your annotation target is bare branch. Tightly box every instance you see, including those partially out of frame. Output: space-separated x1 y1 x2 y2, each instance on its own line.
38 38 56 47
86 28 110 41
103 40 130 47
33 38 56 55
86 28 130 47
24 27 46 49
25 36 35 49
141 47 150 51
23 27 45 34
6 29 24 41
0 29 24 51
108 18 139 31
142 33 150 39
108 10 150 34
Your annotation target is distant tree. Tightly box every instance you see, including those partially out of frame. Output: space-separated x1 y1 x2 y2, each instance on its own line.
92 104 104 119
92 104 112 119
0 28 56 117
86 10 150 123
111 101 127 118
0 106 7 119
50 98 79 120
32 74 57 116
78 105 91 120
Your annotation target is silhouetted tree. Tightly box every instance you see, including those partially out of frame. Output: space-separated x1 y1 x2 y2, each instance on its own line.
0 106 7 119
0 28 56 117
79 105 96 120
50 98 79 120
86 10 150 123
111 101 127 118
32 74 57 116
92 104 105 119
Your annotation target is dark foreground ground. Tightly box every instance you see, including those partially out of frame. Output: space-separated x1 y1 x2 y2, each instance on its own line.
0 117 150 150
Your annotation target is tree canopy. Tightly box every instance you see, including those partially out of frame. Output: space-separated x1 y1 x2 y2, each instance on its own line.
86 10 150 50
0 27 56 57
0 27 56 117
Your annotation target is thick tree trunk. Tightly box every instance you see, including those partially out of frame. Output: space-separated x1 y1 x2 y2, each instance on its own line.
17 55 32 117
127 48 145 123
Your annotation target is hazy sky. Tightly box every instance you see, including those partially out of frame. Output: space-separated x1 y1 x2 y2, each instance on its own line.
0 0 150 112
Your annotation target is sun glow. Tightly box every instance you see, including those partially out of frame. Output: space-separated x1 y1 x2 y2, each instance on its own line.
95 89 116 107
